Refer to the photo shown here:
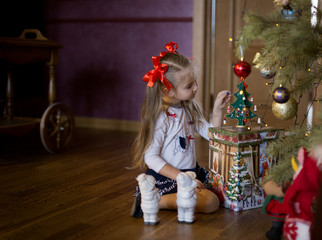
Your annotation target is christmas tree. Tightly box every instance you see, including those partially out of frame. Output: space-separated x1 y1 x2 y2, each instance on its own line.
226 81 258 127
236 0 322 183
225 154 251 201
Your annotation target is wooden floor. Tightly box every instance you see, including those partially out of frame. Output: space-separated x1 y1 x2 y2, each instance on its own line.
0 127 271 240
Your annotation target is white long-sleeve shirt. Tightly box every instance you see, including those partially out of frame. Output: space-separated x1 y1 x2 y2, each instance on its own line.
144 106 210 173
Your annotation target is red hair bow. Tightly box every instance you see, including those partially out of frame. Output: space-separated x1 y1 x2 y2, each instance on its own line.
142 41 179 90
160 41 178 57
142 56 173 90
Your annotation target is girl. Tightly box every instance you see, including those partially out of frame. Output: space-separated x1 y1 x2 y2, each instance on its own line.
131 41 230 217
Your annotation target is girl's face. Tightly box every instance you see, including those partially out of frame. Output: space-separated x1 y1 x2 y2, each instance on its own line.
168 69 198 104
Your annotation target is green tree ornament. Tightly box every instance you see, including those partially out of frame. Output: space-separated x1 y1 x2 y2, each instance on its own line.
226 81 257 126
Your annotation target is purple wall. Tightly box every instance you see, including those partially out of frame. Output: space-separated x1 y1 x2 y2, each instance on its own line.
44 0 193 121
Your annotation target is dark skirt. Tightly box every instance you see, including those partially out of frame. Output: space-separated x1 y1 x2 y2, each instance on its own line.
134 164 210 196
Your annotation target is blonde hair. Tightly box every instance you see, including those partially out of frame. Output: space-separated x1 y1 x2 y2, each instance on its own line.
132 52 205 169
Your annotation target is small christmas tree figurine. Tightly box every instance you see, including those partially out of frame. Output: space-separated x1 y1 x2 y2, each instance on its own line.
226 60 258 127
225 153 251 202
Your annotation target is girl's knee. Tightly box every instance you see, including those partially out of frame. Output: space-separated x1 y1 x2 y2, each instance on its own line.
159 193 177 210
197 190 220 213
204 192 219 213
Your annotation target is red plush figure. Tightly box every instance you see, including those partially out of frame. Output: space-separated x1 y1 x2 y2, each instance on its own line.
263 180 289 240
282 147 322 240
263 146 322 240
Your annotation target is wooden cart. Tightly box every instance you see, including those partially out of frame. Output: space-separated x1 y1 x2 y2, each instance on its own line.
0 29 74 153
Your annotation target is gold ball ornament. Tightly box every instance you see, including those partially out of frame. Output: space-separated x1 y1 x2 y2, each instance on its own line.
272 97 297 120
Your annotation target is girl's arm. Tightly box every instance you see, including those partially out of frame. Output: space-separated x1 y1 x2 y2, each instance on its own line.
159 164 204 192
212 90 230 127
144 112 170 173
158 163 181 180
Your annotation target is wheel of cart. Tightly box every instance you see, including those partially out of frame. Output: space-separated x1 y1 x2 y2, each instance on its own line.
0 29 75 153
40 102 75 153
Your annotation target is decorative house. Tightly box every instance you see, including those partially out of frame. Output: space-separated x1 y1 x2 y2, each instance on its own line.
208 126 284 211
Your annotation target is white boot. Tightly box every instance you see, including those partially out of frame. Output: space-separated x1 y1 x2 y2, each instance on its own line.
136 174 160 225
176 171 197 223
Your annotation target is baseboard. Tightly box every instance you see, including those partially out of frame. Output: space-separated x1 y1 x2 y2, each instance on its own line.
75 116 140 132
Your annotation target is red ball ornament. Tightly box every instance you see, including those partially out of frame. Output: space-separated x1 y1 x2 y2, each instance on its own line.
234 60 251 79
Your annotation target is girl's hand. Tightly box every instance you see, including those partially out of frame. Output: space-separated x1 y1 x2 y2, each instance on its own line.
195 179 205 192
212 90 231 127
213 90 231 110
